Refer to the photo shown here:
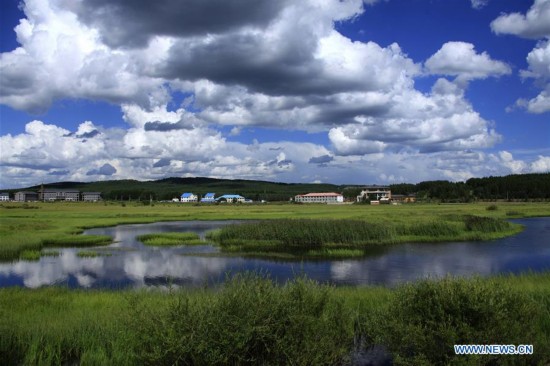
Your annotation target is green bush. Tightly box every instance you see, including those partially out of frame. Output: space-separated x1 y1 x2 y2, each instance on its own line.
369 277 544 366
463 215 510 232
128 274 353 365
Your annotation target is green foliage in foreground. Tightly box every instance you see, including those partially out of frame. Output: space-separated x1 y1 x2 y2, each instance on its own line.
1 273 549 365
367 277 548 366
207 216 520 258
137 232 202 246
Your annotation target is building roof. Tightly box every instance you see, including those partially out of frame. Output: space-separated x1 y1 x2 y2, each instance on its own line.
16 191 38 194
180 193 195 198
216 194 244 200
204 193 215 197
83 192 101 195
42 189 80 193
296 192 342 197
0 192 9 195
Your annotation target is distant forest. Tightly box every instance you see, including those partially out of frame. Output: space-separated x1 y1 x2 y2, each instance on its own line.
12 173 550 202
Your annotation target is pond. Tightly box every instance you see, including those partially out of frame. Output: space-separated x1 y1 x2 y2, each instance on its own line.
1 218 549 289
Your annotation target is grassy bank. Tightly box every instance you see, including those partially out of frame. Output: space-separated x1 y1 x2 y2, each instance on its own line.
1 272 549 365
1 201 548 261
206 215 521 258
137 232 202 246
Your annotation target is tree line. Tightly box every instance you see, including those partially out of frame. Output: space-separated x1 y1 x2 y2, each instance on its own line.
13 173 550 202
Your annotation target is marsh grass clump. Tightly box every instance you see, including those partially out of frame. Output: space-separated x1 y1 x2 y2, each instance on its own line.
506 210 522 217
398 221 462 237
209 217 520 258
305 248 365 258
19 250 41 261
41 250 60 257
463 215 511 232
486 204 499 211
366 276 546 366
212 219 398 249
42 235 112 248
137 232 202 246
129 273 353 365
77 251 111 258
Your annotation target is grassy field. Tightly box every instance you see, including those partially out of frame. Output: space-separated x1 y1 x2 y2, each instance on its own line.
1 201 548 260
1 202 549 364
0 272 549 365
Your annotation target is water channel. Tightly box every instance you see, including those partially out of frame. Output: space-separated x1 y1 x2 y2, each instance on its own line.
1 218 549 289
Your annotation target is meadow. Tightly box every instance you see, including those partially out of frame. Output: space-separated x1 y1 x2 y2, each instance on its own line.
1 201 550 364
1 272 549 365
1 201 548 260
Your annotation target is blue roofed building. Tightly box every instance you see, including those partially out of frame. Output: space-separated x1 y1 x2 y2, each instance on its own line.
200 193 216 203
216 194 245 203
180 192 198 203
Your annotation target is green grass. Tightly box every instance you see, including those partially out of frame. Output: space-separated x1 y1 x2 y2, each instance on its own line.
1 201 548 260
19 250 41 261
207 215 522 258
76 250 111 258
0 272 549 365
41 250 60 257
137 232 202 246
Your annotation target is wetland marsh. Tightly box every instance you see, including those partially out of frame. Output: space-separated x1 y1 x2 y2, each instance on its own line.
1 202 550 364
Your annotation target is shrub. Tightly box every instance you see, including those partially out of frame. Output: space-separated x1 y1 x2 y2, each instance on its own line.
369 277 543 366
128 274 353 365
463 215 510 232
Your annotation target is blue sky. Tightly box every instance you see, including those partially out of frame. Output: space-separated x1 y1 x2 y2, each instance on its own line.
0 0 549 189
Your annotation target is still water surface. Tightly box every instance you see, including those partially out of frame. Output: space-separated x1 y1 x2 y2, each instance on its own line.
1 218 549 289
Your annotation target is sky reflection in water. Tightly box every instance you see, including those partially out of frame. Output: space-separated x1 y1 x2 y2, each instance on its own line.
1 218 549 289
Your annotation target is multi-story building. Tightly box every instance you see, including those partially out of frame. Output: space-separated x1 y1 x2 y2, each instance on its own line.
40 189 81 201
14 191 39 202
294 192 344 204
180 193 198 203
356 186 391 202
82 192 102 201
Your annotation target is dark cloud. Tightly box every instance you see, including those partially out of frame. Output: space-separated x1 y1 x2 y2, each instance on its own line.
268 158 292 167
76 130 100 138
144 121 192 132
160 33 371 97
278 159 292 167
48 170 70 176
308 155 333 164
153 158 171 168
86 163 117 176
73 0 288 48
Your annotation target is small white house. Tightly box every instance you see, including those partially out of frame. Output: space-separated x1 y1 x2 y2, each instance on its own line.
0 192 9 201
180 193 198 203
